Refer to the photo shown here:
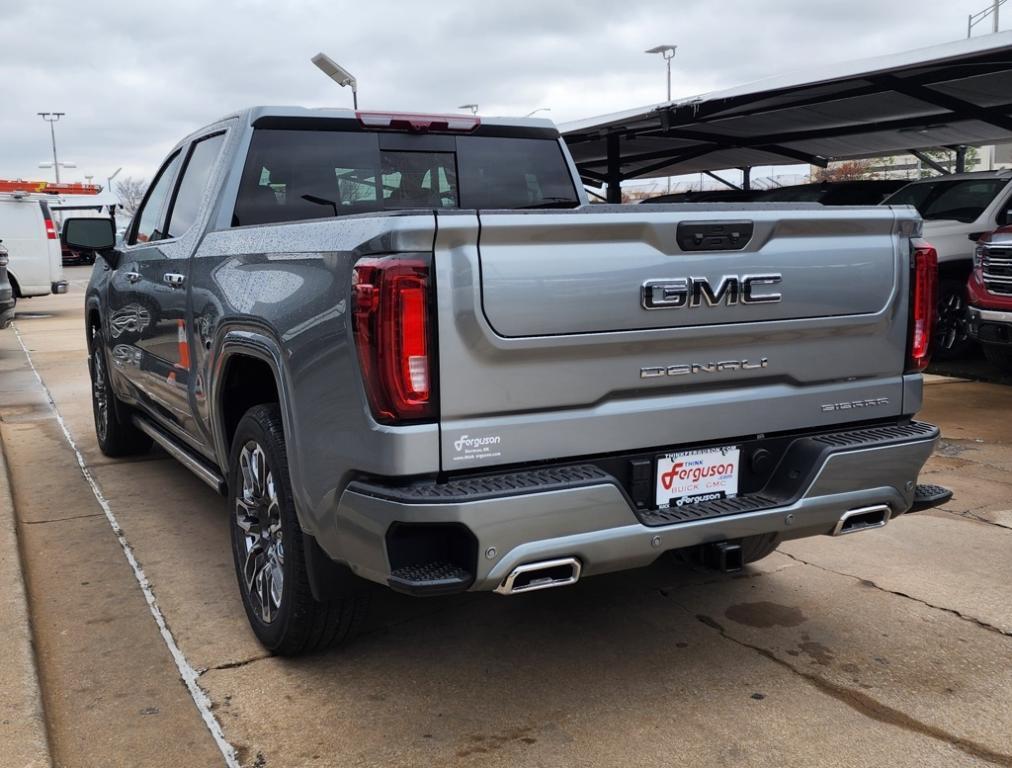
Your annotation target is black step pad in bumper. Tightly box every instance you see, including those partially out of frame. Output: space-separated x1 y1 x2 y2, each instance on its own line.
389 562 472 596
908 483 953 512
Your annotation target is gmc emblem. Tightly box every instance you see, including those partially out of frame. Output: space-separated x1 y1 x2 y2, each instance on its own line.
642 274 783 310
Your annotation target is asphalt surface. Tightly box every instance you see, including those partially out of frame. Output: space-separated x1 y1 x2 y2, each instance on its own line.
1 265 1010 768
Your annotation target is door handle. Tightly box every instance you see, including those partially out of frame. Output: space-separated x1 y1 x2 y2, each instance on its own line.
124 271 142 284
163 273 186 288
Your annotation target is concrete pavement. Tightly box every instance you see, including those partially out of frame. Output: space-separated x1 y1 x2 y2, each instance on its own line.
1 266 1010 767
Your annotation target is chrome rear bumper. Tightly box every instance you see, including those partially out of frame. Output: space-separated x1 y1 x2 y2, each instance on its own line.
320 422 939 592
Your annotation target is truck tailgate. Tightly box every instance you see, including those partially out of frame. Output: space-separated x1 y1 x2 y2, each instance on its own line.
434 205 918 470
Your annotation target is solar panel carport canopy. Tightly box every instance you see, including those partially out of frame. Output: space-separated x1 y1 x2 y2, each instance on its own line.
561 32 1012 201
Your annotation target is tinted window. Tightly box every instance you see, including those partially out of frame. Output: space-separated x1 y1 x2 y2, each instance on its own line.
884 179 1009 222
167 133 225 238
232 129 578 227
455 136 578 209
131 152 181 244
756 184 824 202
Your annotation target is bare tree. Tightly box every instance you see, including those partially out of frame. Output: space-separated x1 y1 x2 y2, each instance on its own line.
115 177 148 217
811 159 875 183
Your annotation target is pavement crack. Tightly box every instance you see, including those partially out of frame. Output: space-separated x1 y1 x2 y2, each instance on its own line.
207 654 273 672
939 506 1012 532
678 601 1012 767
779 550 1012 638
20 512 105 525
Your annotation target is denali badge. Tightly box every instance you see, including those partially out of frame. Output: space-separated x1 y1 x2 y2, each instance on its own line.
642 274 782 310
820 397 890 412
640 358 769 378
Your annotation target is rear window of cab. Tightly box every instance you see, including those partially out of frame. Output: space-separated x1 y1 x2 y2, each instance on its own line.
231 129 579 226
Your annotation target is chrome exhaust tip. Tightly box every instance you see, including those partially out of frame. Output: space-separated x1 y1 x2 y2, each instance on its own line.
833 504 890 536
494 557 581 595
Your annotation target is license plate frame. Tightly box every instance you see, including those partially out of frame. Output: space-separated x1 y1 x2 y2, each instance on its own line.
655 445 741 509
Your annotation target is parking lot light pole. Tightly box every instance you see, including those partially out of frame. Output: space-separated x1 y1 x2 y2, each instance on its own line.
311 53 358 109
458 104 479 115
107 167 122 193
525 107 551 117
645 45 677 193
37 112 66 183
645 45 677 102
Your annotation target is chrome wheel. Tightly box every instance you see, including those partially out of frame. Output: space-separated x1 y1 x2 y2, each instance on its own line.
936 287 968 352
91 343 109 443
235 441 284 624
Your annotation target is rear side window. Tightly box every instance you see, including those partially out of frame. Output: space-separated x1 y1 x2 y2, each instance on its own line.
166 133 226 238
455 136 578 209
131 152 182 244
232 129 578 227
885 179 1008 222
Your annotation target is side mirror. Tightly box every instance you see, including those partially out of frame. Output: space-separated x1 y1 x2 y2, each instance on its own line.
61 218 119 267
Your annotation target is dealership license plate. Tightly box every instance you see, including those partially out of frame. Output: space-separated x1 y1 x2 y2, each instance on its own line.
655 446 740 509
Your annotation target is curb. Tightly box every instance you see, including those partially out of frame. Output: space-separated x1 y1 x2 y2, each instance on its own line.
0 433 54 768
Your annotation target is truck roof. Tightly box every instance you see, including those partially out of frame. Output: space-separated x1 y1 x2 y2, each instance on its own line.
199 106 558 139
900 169 1012 184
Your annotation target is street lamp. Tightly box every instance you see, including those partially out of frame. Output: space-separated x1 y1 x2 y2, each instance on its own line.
38 112 66 183
458 104 479 115
645 45 677 193
645 45 677 102
107 167 122 193
525 107 551 117
311 53 358 108
967 0 1003 36
39 160 76 180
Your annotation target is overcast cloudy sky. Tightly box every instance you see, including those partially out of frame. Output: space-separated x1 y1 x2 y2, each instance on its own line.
0 0 997 188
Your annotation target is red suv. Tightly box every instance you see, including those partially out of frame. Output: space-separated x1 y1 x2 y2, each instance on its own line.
968 227 1012 370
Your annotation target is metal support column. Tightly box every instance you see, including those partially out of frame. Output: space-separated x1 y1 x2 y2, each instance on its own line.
606 133 622 203
954 145 968 174
740 167 751 192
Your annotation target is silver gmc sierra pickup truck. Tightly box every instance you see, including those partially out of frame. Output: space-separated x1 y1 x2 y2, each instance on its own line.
68 107 949 655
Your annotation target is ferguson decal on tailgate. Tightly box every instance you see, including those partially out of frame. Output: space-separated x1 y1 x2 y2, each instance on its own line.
451 434 503 463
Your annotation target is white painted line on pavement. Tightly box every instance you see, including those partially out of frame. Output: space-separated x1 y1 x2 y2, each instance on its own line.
12 325 241 768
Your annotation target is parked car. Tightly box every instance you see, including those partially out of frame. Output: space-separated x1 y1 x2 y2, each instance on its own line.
0 240 14 328
882 170 1012 358
754 180 907 205
76 107 946 655
640 189 756 203
0 192 69 304
968 226 1012 370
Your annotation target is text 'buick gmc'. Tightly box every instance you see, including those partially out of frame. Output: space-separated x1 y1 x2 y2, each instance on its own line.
67 107 949 655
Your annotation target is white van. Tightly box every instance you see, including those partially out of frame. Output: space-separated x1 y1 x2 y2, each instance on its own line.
0 193 68 304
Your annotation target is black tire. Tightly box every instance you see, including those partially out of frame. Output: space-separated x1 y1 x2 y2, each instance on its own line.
933 278 973 360
739 532 781 564
228 404 368 656
88 325 152 457
982 343 1012 372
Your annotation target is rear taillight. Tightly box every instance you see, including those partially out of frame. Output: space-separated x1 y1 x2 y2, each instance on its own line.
907 242 938 373
352 256 436 423
44 218 57 240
